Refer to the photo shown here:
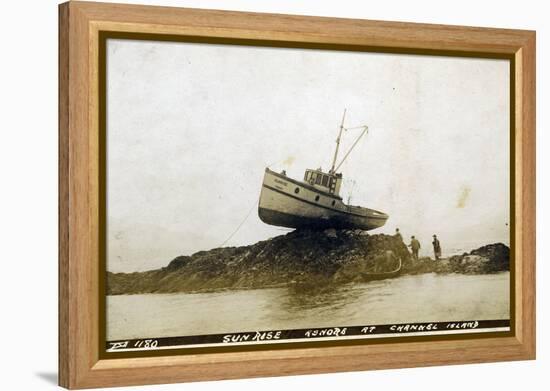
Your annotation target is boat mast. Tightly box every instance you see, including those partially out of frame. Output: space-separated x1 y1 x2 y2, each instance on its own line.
330 109 346 174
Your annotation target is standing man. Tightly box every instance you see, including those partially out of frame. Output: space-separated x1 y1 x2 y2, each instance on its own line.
394 228 403 242
409 236 421 261
432 234 442 260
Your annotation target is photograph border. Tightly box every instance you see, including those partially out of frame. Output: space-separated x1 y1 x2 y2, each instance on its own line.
98 30 515 358
59 1 535 388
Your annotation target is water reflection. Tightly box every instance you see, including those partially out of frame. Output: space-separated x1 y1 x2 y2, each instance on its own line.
107 272 510 340
281 282 362 314
270 281 379 329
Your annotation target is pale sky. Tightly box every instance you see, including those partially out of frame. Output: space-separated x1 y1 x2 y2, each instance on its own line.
106 39 510 272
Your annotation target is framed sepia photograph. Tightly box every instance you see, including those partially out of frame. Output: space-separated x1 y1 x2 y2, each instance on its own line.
59 1 536 389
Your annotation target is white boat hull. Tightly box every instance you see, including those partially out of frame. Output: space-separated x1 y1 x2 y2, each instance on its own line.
258 169 388 230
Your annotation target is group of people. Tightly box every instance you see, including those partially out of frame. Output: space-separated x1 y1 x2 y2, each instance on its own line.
394 228 441 261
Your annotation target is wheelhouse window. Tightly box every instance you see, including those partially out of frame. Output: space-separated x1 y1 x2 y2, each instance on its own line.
315 174 322 185
328 177 334 192
321 175 329 187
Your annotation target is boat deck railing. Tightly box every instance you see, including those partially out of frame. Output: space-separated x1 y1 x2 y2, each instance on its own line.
345 204 388 218
346 204 368 215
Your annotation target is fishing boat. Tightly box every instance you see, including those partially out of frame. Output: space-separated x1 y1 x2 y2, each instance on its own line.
258 110 389 230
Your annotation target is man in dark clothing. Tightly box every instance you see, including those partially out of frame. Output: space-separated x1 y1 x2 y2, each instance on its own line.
409 236 421 261
394 228 403 242
432 234 442 260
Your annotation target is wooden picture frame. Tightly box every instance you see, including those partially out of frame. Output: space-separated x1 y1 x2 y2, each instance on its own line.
59 1 536 389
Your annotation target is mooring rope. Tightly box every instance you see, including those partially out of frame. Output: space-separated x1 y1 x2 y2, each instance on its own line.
218 201 258 248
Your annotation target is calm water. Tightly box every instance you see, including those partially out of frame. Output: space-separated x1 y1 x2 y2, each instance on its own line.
107 272 509 340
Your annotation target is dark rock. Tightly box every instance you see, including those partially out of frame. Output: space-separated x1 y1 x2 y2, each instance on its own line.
402 243 509 275
165 255 191 271
106 231 509 295
470 243 510 272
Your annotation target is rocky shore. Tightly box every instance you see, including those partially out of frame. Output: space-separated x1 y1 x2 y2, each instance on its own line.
107 229 510 295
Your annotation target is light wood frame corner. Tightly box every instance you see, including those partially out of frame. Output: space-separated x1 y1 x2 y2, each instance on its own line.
59 1 536 389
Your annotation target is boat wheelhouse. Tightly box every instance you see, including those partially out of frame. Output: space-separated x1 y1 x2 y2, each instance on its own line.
303 168 343 196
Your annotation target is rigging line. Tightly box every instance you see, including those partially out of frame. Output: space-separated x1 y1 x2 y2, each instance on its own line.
218 200 258 248
334 126 368 172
